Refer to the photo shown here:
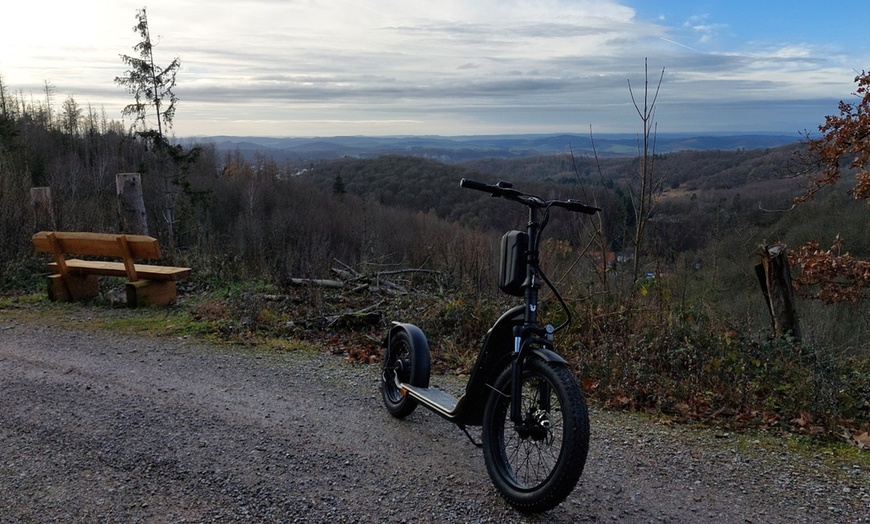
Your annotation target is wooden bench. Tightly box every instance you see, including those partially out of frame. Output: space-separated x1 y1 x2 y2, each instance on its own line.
32 231 191 307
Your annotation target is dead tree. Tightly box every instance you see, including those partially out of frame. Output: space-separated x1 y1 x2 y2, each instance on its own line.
756 244 801 340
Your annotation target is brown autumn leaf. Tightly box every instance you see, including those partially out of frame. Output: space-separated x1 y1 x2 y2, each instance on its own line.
581 377 598 392
791 411 814 429
853 431 870 450
605 395 632 409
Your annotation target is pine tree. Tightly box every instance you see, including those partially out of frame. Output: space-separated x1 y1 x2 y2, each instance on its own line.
114 7 180 149
114 7 191 247
333 175 346 197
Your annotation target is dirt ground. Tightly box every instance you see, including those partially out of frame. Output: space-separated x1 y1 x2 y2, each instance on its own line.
1 314 868 523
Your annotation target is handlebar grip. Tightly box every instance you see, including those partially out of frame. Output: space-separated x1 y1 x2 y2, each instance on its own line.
459 178 494 193
559 200 601 215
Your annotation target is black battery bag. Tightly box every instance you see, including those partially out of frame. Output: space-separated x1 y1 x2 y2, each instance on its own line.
499 230 528 296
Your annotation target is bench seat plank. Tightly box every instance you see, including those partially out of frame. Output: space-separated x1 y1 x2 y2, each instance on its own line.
48 259 191 281
33 231 162 259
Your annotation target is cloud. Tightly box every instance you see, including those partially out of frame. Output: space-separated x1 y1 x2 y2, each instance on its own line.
0 0 858 136
683 14 725 44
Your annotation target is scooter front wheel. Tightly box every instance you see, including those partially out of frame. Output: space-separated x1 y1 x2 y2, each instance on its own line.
381 328 430 418
482 358 589 512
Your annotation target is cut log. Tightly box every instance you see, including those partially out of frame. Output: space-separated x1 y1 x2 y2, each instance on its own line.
288 278 345 289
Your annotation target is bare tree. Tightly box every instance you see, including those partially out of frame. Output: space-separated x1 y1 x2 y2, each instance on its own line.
42 80 55 129
567 133 610 294
0 74 8 117
627 59 665 283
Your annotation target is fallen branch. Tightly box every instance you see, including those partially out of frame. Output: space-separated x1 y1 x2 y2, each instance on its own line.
376 268 438 277
326 302 385 329
286 266 439 295
288 278 344 289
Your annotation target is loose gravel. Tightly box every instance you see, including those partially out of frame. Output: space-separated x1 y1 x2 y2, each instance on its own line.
1 316 868 523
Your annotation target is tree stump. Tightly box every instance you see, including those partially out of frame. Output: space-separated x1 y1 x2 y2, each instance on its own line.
30 187 54 231
755 244 801 340
116 173 149 235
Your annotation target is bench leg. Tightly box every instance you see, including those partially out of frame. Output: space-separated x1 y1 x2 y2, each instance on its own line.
47 274 99 302
125 280 177 307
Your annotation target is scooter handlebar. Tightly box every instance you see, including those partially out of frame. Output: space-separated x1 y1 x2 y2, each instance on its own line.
460 178 600 214
459 178 493 193
552 199 601 215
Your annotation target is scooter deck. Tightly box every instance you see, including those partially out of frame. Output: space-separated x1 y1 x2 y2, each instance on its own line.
401 383 460 414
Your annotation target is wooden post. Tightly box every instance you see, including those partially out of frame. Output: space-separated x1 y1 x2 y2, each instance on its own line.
116 173 149 235
30 186 54 230
756 244 801 340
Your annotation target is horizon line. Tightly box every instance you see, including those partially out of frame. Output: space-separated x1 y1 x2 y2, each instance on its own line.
184 130 806 140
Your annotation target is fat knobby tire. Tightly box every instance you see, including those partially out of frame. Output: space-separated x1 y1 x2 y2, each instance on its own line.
481 358 590 512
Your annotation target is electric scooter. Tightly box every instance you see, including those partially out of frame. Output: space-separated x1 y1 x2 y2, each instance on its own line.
381 178 598 512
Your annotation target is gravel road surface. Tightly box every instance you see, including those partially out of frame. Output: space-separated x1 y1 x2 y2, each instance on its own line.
1 317 868 523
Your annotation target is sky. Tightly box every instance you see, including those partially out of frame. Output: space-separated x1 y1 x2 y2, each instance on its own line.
1 0 868 138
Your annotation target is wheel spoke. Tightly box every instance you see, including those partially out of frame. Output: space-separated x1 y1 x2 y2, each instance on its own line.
499 374 565 487
482 359 589 511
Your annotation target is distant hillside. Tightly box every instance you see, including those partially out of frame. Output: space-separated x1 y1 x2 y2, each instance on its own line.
298 143 810 248
462 143 804 191
196 133 803 163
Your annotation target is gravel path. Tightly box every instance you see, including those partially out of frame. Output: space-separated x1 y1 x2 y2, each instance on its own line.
1 317 868 523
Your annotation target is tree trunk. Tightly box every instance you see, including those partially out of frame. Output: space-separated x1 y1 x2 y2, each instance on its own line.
30 187 54 231
116 173 149 235
756 244 801 340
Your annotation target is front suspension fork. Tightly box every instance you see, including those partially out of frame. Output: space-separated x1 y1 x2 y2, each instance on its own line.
510 330 552 425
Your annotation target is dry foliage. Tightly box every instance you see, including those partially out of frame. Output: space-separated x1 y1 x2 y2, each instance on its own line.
800 70 870 202
790 235 870 303
793 69 870 304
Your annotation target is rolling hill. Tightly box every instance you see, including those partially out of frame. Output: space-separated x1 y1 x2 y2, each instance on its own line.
198 133 803 163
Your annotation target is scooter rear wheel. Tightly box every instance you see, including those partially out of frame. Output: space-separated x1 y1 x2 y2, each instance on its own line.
381 329 430 418
481 358 589 512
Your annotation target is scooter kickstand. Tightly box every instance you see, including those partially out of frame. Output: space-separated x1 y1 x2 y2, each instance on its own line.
458 425 482 448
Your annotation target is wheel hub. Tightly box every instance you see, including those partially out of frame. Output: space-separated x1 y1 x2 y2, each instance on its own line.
516 410 552 441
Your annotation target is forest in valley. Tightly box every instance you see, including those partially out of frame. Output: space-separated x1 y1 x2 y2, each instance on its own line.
2 69 869 445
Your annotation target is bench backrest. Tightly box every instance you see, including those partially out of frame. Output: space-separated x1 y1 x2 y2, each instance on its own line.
32 231 162 260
